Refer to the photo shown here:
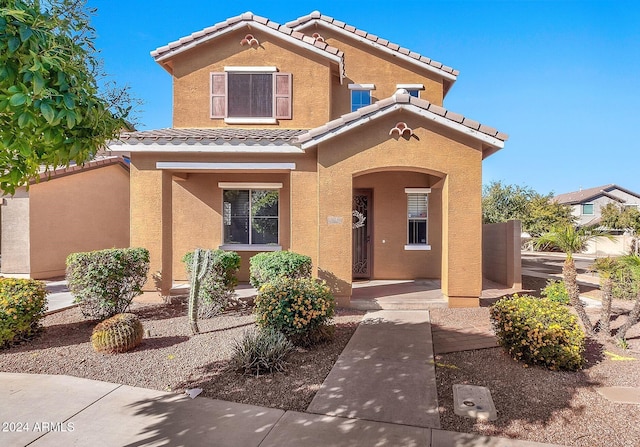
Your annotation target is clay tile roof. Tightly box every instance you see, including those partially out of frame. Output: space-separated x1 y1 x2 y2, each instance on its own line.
34 156 129 184
554 184 637 204
286 11 460 80
151 12 345 79
115 128 307 145
294 93 508 151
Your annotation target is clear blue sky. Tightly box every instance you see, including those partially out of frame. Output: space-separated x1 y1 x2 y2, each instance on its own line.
89 0 640 197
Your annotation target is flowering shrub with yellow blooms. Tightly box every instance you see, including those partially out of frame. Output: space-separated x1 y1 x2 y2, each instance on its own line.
254 277 335 346
0 278 48 348
490 294 585 371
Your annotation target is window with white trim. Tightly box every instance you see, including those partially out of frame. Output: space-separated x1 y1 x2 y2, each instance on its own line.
582 203 594 215
223 189 279 245
211 67 292 122
405 188 431 250
396 84 424 99
349 84 375 112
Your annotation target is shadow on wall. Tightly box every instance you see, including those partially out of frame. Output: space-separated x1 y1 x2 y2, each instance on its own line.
318 268 351 299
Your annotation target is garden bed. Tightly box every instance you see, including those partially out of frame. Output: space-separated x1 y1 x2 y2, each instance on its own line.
0 300 363 412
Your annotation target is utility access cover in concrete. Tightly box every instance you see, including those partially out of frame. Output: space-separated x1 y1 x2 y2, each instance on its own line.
453 384 497 421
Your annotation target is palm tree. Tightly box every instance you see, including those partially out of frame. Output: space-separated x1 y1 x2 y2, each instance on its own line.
615 254 640 342
535 225 607 335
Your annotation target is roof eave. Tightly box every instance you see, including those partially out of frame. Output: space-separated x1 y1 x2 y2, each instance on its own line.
151 20 345 82
299 102 505 151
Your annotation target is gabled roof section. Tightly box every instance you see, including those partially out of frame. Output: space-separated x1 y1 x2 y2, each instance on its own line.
34 156 129 185
295 90 508 159
554 184 640 205
286 11 458 87
151 11 345 81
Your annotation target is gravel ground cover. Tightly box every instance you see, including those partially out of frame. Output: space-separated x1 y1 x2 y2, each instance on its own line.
0 300 363 412
433 275 640 447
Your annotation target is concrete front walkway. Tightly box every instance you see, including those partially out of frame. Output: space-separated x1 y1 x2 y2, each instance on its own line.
307 310 440 428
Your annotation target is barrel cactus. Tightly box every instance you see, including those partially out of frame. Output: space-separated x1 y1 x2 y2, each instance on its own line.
91 313 144 354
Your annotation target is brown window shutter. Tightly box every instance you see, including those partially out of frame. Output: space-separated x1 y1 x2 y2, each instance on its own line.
273 73 292 119
211 72 226 118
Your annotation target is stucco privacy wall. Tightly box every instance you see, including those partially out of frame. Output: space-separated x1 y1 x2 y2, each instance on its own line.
171 28 333 129
316 110 484 307
482 220 522 289
1 189 30 275
27 163 130 279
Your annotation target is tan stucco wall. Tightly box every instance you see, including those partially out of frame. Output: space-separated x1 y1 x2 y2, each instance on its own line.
483 220 522 289
27 164 130 279
301 26 445 119
1 189 30 275
172 172 291 282
352 171 442 279
130 150 316 288
171 27 333 129
316 109 484 306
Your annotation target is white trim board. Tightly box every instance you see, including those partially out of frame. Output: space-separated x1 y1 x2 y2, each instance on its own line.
156 162 296 170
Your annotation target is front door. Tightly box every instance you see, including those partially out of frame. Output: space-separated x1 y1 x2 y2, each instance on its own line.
352 189 372 279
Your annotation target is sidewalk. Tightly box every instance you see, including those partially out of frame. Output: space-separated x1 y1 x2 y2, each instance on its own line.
1 309 564 446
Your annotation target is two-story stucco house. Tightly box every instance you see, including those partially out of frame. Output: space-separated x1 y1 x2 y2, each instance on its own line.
110 11 508 307
555 184 640 227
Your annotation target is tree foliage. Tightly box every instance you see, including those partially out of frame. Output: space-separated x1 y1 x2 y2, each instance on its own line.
0 0 134 194
482 181 574 236
601 203 640 233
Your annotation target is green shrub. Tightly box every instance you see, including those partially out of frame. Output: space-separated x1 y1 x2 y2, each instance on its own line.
490 294 585 371
230 327 294 376
249 251 312 288
91 313 144 354
254 276 335 345
66 248 150 320
182 249 241 318
540 279 570 304
0 278 48 348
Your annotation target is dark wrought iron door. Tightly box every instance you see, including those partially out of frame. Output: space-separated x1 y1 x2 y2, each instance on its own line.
352 190 372 279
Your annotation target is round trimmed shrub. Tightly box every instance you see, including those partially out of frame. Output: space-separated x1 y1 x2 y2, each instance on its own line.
91 313 144 354
249 251 312 289
490 294 585 371
0 278 48 348
254 277 335 345
66 247 150 320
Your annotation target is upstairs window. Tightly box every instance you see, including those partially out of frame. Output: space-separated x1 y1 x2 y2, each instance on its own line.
349 84 375 112
405 188 431 250
211 67 292 123
396 84 424 99
582 203 594 215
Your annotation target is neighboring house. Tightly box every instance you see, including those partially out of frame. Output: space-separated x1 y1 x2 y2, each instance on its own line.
1 156 130 279
109 11 508 307
554 184 640 227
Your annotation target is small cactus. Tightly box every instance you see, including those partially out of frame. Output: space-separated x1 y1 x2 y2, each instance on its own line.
91 313 144 354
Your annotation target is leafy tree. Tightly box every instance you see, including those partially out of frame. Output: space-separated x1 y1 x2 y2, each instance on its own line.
601 203 640 254
0 0 134 194
482 181 574 237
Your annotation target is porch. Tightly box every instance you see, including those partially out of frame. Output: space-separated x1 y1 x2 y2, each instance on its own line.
167 278 522 310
